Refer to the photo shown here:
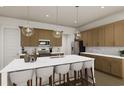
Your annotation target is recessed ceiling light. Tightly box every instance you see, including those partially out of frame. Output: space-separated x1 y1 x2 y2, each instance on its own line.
101 6 105 9
45 14 49 17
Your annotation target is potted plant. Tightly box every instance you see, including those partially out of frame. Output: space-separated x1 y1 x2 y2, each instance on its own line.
119 50 124 57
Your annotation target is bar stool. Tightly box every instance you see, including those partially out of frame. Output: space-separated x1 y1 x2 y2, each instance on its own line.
54 64 70 86
70 62 83 85
9 70 33 86
36 66 54 86
83 60 95 86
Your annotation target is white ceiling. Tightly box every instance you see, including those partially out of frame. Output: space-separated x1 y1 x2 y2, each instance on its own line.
0 6 124 27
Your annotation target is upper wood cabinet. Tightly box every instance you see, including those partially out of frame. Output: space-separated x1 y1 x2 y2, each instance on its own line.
91 28 99 46
114 20 124 46
81 31 88 46
87 30 93 46
98 26 105 46
30 30 39 46
21 31 30 47
21 28 62 47
104 23 114 46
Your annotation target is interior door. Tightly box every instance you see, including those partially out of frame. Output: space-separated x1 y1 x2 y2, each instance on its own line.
3 27 20 67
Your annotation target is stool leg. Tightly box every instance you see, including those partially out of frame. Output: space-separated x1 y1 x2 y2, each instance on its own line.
90 68 95 86
67 73 70 86
59 74 61 85
36 77 37 86
63 74 65 85
13 83 17 86
53 72 55 86
80 70 84 85
39 77 42 86
49 76 52 86
27 80 30 86
30 79 32 86
85 68 88 86
74 71 77 85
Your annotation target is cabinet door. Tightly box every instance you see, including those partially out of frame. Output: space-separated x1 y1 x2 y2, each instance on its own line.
81 31 88 46
87 30 93 46
95 56 103 70
38 29 47 39
114 20 124 46
111 59 122 77
104 23 114 46
98 26 105 46
92 28 99 46
21 30 30 46
102 57 111 73
30 30 39 46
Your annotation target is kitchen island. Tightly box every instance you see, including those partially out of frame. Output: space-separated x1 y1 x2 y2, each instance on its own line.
80 52 124 78
0 55 94 86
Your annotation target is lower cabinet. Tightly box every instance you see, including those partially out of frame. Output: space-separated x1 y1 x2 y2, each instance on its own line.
111 59 123 77
81 53 124 78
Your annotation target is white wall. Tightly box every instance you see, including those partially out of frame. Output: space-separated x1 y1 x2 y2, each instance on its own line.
79 10 124 31
0 26 2 69
86 47 124 56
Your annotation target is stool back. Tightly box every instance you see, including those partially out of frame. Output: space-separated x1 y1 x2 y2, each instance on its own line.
36 66 54 78
71 62 83 71
84 60 94 68
9 70 33 86
55 64 70 74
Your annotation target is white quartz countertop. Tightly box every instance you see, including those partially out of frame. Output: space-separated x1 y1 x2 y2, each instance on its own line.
80 52 124 59
0 55 94 73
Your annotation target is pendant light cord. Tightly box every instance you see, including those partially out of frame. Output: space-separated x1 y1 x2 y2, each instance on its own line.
56 6 59 31
76 6 79 27
27 6 30 27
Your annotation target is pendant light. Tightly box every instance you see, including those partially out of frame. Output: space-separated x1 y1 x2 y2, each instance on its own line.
53 6 63 38
75 6 81 40
22 6 33 37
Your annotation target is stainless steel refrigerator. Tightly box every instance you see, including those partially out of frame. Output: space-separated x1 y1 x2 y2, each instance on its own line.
71 40 85 55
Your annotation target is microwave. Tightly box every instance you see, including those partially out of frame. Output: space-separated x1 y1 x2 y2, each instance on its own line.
38 39 50 46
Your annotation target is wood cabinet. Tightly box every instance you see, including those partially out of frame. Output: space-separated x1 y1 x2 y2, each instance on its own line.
111 58 123 77
21 28 62 47
98 26 105 46
81 31 88 46
30 30 39 46
21 31 30 46
92 28 99 46
81 20 124 47
102 57 111 73
104 23 114 46
114 20 124 46
87 30 93 46
81 53 124 78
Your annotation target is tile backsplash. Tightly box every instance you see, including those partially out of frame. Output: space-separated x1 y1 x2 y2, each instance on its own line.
86 47 124 56
23 46 62 54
